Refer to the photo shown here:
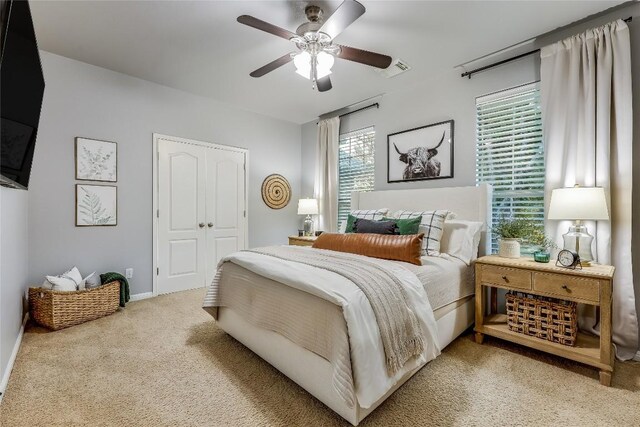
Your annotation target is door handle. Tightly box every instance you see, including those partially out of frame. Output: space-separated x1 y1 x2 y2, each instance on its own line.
208 223 214 228
199 223 205 228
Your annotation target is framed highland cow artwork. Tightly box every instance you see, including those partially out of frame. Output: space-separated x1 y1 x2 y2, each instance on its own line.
387 120 454 183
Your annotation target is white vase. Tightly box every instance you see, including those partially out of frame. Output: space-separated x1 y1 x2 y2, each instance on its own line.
499 238 521 258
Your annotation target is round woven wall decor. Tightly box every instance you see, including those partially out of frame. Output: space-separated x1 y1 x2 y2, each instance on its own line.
261 174 291 210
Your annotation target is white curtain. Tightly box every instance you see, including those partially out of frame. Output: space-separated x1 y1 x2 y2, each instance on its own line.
541 20 638 359
314 117 340 232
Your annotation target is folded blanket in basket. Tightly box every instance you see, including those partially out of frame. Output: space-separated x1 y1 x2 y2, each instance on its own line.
100 272 130 307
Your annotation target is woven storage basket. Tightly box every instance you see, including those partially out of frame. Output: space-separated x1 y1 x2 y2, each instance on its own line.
29 281 120 331
506 291 578 346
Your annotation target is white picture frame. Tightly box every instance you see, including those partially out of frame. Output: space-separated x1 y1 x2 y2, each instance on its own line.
75 137 117 182
76 184 117 226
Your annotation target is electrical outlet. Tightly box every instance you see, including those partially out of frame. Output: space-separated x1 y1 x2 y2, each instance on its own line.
125 268 134 279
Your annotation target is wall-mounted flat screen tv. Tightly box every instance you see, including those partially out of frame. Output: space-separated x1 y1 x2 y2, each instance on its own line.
1 0 45 190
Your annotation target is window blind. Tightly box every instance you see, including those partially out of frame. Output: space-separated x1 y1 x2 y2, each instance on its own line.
475 82 544 253
338 127 375 228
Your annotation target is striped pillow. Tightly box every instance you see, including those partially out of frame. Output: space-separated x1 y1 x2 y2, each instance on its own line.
392 210 454 256
340 209 389 233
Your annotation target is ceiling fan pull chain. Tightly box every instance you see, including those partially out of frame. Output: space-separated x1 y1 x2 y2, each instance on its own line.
311 56 318 89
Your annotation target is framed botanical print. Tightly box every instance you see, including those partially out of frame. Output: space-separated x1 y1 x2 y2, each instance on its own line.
75 137 117 182
387 120 454 183
76 184 117 226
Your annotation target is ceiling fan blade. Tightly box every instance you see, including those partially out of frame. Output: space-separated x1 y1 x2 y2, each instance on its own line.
318 0 366 40
336 45 392 69
316 76 332 92
237 15 298 40
250 53 295 78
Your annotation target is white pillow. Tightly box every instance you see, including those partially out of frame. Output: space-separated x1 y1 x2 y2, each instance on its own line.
42 266 84 291
350 209 389 220
392 210 454 256
81 272 100 290
65 267 83 285
43 275 78 292
440 220 484 265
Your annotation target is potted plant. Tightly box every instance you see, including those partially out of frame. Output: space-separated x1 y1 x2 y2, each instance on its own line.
528 227 558 263
492 217 537 258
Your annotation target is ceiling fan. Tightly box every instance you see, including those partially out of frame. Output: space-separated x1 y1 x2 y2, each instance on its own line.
237 0 392 92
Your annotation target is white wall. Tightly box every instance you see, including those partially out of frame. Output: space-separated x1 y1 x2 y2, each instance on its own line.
0 187 28 390
28 52 302 295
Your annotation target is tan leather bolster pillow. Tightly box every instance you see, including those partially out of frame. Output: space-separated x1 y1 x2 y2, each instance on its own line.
312 233 424 265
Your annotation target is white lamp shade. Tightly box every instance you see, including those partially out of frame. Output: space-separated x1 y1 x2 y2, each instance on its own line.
297 198 318 215
548 187 609 220
294 51 333 80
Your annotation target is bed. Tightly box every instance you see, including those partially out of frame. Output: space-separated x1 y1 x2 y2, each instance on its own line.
204 184 492 425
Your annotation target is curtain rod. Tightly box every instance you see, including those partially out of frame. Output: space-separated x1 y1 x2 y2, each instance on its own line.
461 16 632 79
316 103 379 124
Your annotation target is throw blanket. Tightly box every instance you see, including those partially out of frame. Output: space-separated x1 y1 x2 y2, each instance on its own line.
101 272 130 307
249 246 424 375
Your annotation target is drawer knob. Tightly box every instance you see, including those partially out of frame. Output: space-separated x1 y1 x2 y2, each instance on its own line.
562 285 569 291
502 275 510 283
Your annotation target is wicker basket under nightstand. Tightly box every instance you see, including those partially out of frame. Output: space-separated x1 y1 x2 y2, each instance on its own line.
474 255 615 386
506 292 578 346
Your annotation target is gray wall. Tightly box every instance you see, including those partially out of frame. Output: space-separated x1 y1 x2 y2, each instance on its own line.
28 52 302 295
0 187 29 389
301 4 640 342
301 55 538 196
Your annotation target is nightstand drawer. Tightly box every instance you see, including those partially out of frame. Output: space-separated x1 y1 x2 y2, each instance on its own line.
288 236 316 247
533 272 600 304
480 265 532 290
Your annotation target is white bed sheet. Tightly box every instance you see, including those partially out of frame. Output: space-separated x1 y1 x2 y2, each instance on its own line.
411 255 475 310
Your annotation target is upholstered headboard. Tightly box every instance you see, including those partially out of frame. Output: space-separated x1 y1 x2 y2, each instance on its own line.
351 184 493 256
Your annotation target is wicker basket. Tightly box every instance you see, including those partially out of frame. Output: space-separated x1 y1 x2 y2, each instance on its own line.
29 281 120 330
505 291 578 346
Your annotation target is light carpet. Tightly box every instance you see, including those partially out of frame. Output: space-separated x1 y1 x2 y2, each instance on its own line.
1 288 639 426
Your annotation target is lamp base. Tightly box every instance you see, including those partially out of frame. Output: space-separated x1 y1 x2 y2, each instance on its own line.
303 215 314 237
562 222 595 264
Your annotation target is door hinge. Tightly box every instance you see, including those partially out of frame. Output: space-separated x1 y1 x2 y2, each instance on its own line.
244 210 246 218
157 209 159 218
156 267 159 275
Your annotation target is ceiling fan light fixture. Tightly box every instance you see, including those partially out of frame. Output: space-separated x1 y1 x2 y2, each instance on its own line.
294 51 334 80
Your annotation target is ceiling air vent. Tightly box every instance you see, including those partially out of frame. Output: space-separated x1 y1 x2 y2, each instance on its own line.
375 59 411 78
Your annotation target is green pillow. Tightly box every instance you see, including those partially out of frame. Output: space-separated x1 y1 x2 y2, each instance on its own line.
382 216 422 235
345 214 358 233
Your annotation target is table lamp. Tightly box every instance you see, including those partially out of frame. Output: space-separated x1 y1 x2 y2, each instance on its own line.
297 198 318 237
547 185 609 265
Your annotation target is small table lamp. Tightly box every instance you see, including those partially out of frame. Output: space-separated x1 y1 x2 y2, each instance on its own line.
547 185 609 265
297 198 318 237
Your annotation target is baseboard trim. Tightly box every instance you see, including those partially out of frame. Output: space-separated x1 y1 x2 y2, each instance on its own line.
130 292 154 301
0 313 28 404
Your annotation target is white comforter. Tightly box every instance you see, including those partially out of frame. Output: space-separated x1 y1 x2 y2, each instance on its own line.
209 247 441 408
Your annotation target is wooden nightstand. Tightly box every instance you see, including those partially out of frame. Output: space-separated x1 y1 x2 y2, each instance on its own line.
474 255 615 386
288 235 317 247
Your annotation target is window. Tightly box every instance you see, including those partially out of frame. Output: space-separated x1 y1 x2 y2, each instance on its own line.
476 82 544 253
338 126 375 227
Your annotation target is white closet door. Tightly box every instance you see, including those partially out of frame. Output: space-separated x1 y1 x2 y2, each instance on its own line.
205 148 246 286
158 139 207 294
